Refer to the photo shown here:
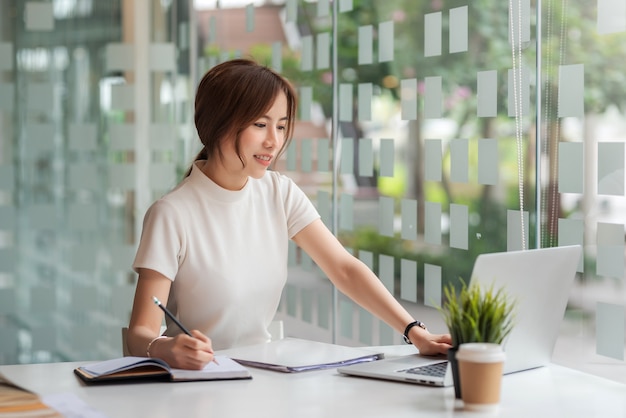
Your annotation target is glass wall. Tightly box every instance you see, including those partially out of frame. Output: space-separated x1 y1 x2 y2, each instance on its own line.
0 0 192 363
0 0 624 384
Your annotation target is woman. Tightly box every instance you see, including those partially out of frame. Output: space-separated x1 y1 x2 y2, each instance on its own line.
127 58 451 369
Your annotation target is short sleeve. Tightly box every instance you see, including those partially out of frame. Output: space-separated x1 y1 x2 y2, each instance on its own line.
132 199 185 281
279 175 321 238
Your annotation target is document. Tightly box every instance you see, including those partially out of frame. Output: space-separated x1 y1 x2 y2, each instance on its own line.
74 356 252 383
217 338 385 373
41 393 108 418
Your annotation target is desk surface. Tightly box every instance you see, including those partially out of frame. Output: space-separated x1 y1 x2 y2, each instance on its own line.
1 344 625 418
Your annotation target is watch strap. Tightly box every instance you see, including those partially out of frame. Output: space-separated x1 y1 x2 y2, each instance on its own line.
403 320 427 344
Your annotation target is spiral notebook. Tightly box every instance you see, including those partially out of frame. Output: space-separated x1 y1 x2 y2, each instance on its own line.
217 338 385 373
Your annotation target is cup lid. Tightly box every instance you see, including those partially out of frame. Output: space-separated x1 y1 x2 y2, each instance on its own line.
456 343 506 363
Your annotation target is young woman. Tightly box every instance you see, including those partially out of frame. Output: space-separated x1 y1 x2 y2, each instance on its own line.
127 59 451 369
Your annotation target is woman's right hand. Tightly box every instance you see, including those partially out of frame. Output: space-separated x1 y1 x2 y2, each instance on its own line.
151 330 215 370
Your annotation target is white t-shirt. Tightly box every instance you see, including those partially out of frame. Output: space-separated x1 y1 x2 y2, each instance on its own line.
133 161 320 350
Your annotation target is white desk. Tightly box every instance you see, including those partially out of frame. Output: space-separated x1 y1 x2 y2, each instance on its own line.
1 344 625 418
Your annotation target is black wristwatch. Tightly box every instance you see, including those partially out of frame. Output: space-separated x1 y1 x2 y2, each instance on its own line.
403 320 427 344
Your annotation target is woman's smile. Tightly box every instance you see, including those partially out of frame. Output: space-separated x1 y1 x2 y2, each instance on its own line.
254 154 273 166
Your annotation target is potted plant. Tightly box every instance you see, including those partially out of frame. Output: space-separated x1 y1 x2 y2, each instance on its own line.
438 279 516 399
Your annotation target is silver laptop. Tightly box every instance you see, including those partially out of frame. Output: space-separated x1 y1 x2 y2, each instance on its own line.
337 245 583 386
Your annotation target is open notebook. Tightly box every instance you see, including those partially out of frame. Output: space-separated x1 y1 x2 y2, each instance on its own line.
74 355 251 383
338 245 582 386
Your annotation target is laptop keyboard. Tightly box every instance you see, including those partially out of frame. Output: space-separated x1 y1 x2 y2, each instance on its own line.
402 361 448 377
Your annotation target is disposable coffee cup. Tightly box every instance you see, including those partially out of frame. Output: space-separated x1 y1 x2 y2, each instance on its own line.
456 343 506 413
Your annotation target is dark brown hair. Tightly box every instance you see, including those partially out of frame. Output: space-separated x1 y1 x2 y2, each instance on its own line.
186 58 297 176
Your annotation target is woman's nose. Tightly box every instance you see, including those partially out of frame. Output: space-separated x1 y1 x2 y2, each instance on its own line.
265 128 280 148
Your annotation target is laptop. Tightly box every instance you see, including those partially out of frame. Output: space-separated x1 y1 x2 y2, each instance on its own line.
337 245 583 386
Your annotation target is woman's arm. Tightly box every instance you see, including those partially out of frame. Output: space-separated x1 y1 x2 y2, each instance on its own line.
127 268 215 369
292 219 451 355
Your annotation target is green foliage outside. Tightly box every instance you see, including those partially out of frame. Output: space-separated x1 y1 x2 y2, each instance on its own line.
200 0 626 289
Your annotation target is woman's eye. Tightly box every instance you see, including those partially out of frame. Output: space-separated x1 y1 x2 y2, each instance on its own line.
278 125 286 131
254 123 266 128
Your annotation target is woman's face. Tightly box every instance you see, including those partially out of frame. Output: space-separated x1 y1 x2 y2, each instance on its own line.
205 92 288 190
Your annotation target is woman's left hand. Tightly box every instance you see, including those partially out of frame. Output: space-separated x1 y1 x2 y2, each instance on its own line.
409 327 453 356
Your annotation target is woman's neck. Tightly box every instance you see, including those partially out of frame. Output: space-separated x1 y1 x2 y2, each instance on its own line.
199 160 248 191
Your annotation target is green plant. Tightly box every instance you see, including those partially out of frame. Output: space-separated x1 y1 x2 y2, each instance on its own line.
438 279 516 347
